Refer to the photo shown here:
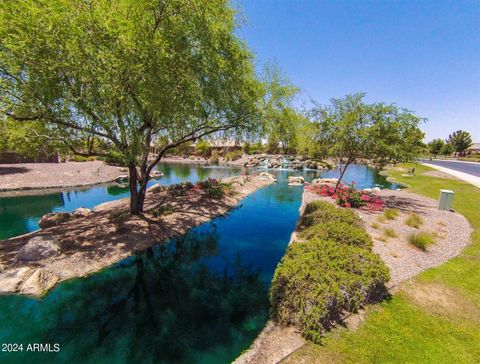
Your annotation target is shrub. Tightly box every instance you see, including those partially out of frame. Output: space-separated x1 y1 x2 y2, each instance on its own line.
196 140 211 157
71 155 96 162
382 227 398 239
224 149 242 161
210 150 220 164
371 222 380 230
195 178 233 199
299 203 362 229
299 221 373 249
303 200 336 216
305 183 384 210
408 232 436 251
270 238 389 344
383 208 399 220
405 213 423 228
150 205 174 217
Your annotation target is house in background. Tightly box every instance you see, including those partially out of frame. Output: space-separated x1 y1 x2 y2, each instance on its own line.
466 143 480 155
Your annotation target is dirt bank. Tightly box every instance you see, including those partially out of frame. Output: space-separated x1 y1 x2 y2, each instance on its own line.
0 175 272 297
0 161 124 191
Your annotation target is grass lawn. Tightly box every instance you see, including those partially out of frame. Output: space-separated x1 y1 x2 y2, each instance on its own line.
283 163 480 364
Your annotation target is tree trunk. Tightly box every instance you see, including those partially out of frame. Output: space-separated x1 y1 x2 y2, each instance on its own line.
334 160 351 192
129 166 142 214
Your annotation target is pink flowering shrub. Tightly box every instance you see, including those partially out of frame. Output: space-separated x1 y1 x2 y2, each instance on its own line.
305 182 383 210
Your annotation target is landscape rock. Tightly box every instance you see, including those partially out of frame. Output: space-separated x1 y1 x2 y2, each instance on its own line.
311 178 338 187
73 207 91 217
17 236 61 261
39 212 72 229
115 175 129 183
21 268 59 297
0 267 33 294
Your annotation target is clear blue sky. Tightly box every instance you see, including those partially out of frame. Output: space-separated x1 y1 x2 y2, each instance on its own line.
234 0 480 142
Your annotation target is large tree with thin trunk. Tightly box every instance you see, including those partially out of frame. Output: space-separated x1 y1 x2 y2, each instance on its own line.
309 93 425 190
0 0 262 214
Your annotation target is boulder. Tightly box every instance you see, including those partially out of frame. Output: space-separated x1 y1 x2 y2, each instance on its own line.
73 207 91 217
17 236 61 261
288 176 305 184
151 170 163 179
0 267 33 294
115 175 129 183
21 268 59 297
259 172 277 182
39 212 72 229
311 178 338 186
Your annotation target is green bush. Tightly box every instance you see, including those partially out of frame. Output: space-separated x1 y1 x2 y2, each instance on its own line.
302 200 336 216
299 202 362 229
224 149 242 161
408 231 436 251
299 221 373 249
270 238 389 344
210 150 220 164
71 155 96 162
382 208 399 220
405 213 423 228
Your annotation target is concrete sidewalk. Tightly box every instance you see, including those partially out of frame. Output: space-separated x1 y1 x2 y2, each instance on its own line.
422 163 480 189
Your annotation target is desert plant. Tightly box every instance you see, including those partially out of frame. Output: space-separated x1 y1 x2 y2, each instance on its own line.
224 150 242 161
299 203 362 229
299 221 373 249
383 208 399 220
405 213 423 228
270 238 389 344
302 200 336 216
408 232 436 251
371 222 380 230
151 205 174 217
210 150 220 164
382 227 398 239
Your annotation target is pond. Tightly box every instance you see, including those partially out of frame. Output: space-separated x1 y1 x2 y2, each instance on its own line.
0 163 397 364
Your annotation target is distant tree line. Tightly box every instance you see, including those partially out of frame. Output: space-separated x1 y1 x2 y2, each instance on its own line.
427 130 473 158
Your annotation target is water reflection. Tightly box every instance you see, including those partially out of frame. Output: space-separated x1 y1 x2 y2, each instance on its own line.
0 225 268 364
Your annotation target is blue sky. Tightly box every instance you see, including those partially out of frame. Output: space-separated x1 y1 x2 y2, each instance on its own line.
234 0 480 142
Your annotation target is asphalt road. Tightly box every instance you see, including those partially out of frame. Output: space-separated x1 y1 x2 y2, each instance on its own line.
421 159 480 177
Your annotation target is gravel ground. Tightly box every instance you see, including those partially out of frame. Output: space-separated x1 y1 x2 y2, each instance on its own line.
0 161 124 191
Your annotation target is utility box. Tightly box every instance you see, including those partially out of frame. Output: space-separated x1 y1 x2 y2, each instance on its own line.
438 189 454 211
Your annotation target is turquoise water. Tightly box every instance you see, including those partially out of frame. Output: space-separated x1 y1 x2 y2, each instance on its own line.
0 164 242 240
0 163 396 364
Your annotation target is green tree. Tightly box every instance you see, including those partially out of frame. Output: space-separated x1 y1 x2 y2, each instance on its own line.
446 130 473 157
427 138 445 158
261 64 300 154
310 93 425 190
195 140 211 157
440 143 455 157
0 0 262 214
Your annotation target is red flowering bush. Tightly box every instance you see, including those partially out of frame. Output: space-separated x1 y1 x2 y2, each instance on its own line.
305 182 383 210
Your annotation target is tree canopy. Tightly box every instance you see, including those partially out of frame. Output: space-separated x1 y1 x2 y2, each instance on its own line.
446 130 473 157
0 0 262 213
427 138 445 158
309 93 425 188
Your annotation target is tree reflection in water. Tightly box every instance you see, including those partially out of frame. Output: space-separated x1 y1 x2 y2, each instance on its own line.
0 223 268 364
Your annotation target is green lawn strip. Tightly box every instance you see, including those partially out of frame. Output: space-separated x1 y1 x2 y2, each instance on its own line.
284 294 480 364
285 163 480 363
